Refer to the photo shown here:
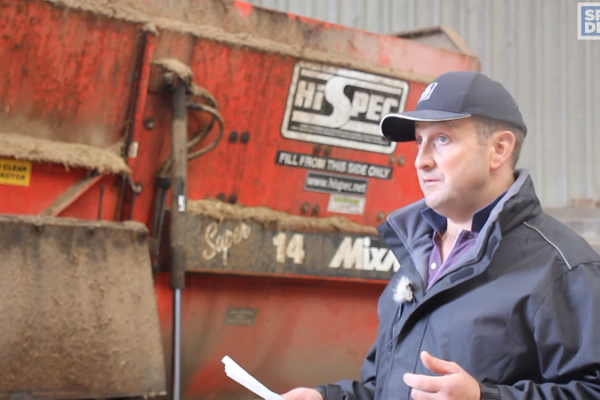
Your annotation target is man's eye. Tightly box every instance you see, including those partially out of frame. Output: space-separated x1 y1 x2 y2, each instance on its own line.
416 138 423 145
438 136 449 143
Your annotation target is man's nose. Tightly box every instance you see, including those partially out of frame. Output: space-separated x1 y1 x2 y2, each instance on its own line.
414 144 434 170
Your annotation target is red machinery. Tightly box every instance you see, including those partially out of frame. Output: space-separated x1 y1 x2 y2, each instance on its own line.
0 1 479 399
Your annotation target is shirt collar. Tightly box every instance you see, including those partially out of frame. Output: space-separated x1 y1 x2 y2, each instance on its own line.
421 193 506 234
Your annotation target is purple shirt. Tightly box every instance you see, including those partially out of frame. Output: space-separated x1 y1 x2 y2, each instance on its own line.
422 194 504 290
427 230 478 290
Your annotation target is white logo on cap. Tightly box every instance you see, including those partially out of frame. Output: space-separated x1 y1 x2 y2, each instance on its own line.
418 82 438 103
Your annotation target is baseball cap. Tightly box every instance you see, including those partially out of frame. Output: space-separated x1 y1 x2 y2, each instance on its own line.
380 71 527 142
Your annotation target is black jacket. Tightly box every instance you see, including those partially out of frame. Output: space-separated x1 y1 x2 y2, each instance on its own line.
318 170 600 400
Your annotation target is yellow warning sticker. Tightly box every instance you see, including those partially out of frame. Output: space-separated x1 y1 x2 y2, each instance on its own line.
0 158 32 187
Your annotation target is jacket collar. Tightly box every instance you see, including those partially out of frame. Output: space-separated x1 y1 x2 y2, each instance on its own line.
379 169 542 294
384 169 540 250
421 194 504 234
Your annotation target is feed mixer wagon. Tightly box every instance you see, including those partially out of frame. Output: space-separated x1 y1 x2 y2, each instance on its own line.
0 1 480 399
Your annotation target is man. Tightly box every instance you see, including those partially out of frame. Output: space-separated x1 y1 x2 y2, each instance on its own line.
282 71 600 400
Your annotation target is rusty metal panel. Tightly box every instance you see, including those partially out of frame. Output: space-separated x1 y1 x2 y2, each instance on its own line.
0 0 141 148
154 273 384 400
0 215 166 399
0 0 479 224
178 215 400 281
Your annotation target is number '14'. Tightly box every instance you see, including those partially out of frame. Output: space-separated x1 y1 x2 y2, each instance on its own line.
272 233 305 264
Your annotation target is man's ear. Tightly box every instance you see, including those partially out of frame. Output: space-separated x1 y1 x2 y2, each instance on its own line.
490 130 516 170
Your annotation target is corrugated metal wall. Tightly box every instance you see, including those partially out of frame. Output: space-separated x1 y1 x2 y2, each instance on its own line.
248 0 600 208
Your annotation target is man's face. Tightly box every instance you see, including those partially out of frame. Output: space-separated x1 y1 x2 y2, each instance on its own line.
414 119 492 219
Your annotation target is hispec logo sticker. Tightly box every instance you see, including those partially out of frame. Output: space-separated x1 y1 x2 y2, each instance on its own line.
281 62 409 154
578 3 600 39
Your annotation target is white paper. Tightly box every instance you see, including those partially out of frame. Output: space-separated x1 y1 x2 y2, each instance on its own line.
222 356 284 400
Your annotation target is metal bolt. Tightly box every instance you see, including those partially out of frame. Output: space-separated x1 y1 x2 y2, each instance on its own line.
398 155 406 166
228 131 238 143
240 131 250 144
87 227 96 237
313 144 322 155
228 193 238 204
312 203 320 215
138 228 148 241
323 146 332 157
300 202 310 214
216 192 226 202
377 211 386 221
389 155 396 165
143 118 155 130
32 223 43 234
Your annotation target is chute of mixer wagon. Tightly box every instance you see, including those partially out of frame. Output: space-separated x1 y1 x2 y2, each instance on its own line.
0 138 166 399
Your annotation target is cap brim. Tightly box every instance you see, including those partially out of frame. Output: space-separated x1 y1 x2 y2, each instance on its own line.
380 110 471 142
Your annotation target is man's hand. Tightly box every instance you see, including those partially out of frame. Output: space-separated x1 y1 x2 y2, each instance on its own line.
403 351 480 400
281 387 324 400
